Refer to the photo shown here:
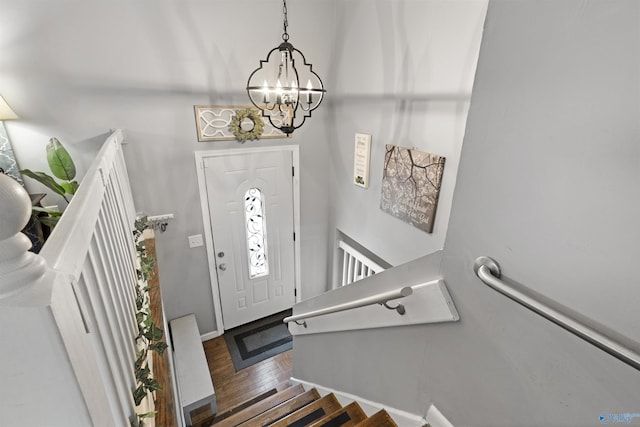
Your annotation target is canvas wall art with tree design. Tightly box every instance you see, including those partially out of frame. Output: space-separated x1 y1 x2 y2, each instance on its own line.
380 145 445 233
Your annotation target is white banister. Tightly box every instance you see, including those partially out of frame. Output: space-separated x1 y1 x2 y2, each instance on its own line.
338 240 386 286
0 174 48 298
0 173 113 425
0 130 140 425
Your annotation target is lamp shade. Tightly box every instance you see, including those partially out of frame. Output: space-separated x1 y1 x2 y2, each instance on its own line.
0 95 18 120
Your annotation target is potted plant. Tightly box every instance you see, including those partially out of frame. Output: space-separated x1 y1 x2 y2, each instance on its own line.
19 137 77 250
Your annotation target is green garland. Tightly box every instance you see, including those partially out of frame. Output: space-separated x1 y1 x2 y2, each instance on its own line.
229 108 264 142
131 217 167 427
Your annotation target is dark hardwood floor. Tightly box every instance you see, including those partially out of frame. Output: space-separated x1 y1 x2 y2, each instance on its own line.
203 336 293 413
188 336 293 426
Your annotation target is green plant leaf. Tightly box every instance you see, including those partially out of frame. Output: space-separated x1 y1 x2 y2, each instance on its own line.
142 377 162 392
31 206 62 216
38 215 61 229
136 311 146 325
20 169 68 199
46 137 76 181
144 322 164 342
133 385 147 406
138 412 156 419
149 341 168 355
60 180 79 195
135 217 149 233
135 350 146 371
136 364 150 382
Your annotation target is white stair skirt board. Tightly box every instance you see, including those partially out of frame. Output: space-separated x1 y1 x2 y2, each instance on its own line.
425 404 455 427
288 280 459 336
290 378 428 427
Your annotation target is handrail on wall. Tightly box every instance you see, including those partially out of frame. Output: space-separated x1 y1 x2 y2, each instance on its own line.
283 286 413 327
474 256 640 371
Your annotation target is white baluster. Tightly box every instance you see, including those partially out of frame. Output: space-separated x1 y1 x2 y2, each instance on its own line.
0 173 48 298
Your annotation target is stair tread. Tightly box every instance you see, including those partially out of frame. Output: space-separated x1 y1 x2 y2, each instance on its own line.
276 380 294 391
238 388 321 427
270 393 342 427
354 410 398 427
195 388 279 426
307 402 367 427
214 384 307 427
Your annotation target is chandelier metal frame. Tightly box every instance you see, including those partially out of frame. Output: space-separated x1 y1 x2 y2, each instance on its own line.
246 0 325 135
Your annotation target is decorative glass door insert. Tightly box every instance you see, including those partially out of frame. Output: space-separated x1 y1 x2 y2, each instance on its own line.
244 188 268 278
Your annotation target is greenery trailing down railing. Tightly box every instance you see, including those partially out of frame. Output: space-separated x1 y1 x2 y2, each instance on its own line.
132 217 168 426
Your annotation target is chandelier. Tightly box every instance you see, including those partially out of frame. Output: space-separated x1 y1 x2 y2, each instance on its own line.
246 0 325 135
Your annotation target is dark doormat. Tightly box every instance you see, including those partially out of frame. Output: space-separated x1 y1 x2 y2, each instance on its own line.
224 309 293 371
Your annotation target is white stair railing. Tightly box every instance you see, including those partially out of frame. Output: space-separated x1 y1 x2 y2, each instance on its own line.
338 240 386 287
0 130 139 426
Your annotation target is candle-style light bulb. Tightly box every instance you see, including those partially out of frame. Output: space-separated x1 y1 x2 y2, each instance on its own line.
306 80 313 104
263 80 269 104
276 79 283 105
291 80 298 103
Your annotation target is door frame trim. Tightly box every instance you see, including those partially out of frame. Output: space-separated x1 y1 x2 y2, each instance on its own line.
195 145 301 336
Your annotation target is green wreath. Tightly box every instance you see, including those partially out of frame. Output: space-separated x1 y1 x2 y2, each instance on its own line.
229 108 264 142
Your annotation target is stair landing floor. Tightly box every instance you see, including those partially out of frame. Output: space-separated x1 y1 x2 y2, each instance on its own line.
203 335 293 413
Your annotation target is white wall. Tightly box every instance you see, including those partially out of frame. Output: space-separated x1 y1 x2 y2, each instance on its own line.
1 0 334 334
325 0 488 269
1 0 485 332
293 1 640 425
446 0 640 346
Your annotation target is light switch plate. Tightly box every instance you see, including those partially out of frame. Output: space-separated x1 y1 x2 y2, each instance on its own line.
188 234 203 248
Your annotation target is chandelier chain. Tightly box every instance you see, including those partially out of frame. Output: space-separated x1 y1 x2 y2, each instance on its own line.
282 0 289 42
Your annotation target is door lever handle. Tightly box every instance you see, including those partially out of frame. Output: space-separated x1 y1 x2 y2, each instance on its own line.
218 263 227 271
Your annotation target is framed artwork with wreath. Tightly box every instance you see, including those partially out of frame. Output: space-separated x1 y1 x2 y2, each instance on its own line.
194 105 291 142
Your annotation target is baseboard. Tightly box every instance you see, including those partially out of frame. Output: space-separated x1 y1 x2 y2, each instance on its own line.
200 330 220 342
290 377 428 427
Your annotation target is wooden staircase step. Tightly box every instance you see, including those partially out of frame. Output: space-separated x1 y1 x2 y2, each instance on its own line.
355 410 398 427
214 384 307 427
276 380 294 391
270 393 342 427
195 388 279 426
238 388 321 427
307 402 367 427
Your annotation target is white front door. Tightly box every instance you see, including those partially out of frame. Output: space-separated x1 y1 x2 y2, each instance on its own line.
203 150 296 330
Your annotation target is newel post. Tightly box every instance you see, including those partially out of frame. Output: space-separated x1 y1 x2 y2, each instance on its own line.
0 173 48 298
